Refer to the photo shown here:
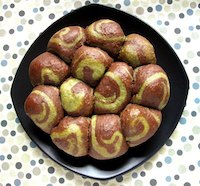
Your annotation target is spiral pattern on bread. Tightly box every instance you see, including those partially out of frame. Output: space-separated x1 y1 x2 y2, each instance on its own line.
94 62 133 114
25 19 171 160
47 26 86 63
119 34 156 68
24 85 64 133
89 114 128 160
86 19 125 55
60 78 94 116
121 104 162 147
132 64 170 110
71 46 113 86
50 116 90 157
29 52 70 86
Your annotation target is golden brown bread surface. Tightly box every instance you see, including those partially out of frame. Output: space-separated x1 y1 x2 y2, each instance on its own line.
71 45 113 87
60 77 94 117
24 85 64 134
89 114 128 160
85 19 125 56
29 52 70 86
47 26 86 63
24 19 171 160
132 64 170 110
120 104 162 147
50 116 90 157
94 62 133 114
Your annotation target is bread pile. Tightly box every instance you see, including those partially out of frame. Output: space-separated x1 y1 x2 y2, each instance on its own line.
24 19 170 160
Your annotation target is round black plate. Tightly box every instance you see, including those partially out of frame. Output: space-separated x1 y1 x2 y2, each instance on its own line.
11 4 189 180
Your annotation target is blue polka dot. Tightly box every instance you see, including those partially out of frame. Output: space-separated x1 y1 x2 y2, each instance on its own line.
47 184 53 186
30 160 36 166
1 60 7 67
157 20 162 25
166 176 171 182
174 43 181 49
33 8 38 13
1 120 7 127
194 98 200 104
17 42 22 47
124 0 130 6
1 77 6 82
179 117 186 125
3 5 8 10
0 136 5 143
189 26 194 31
187 9 193 16
165 156 172 164
17 25 23 32
14 179 21 186
0 155 5 161
30 141 37 148
198 160 200 167
15 117 20 124
181 136 187 142
93 0 99 2
156 5 162 12
63 10 68 15
193 83 199 89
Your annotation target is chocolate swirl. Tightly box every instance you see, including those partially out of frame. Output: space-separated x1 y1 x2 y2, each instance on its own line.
60 78 94 116
51 116 90 157
47 26 86 63
132 64 170 110
120 104 162 147
24 85 64 134
89 114 128 160
94 62 133 114
119 34 156 68
86 19 125 55
71 46 113 87
29 52 70 86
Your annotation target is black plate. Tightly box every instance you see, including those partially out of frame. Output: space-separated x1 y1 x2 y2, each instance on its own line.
11 4 189 180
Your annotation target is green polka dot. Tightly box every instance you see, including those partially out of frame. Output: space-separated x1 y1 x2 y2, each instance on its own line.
65 171 74 180
5 11 12 18
43 0 51 6
11 145 19 154
32 167 41 176
178 165 186 174
168 149 175 155
192 126 200 134
135 180 143 186
35 14 42 21
84 181 91 186
0 29 6 37
136 7 144 15
183 110 189 117
2 84 10 92
144 162 153 170
2 162 9 170
187 51 195 58
50 176 57 183
184 143 192 152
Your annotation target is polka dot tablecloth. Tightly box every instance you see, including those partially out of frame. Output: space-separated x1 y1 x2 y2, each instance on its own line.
0 0 200 185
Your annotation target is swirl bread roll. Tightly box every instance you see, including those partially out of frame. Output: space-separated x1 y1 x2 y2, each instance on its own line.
120 104 162 147
50 116 90 157
89 114 128 160
60 78 94 116
47 26 86 63
29 52 70 86
24 85 64 134
71 46 113 87
94 62 133 114
118 34 156 68
85 19 125 56
132 64 170 110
